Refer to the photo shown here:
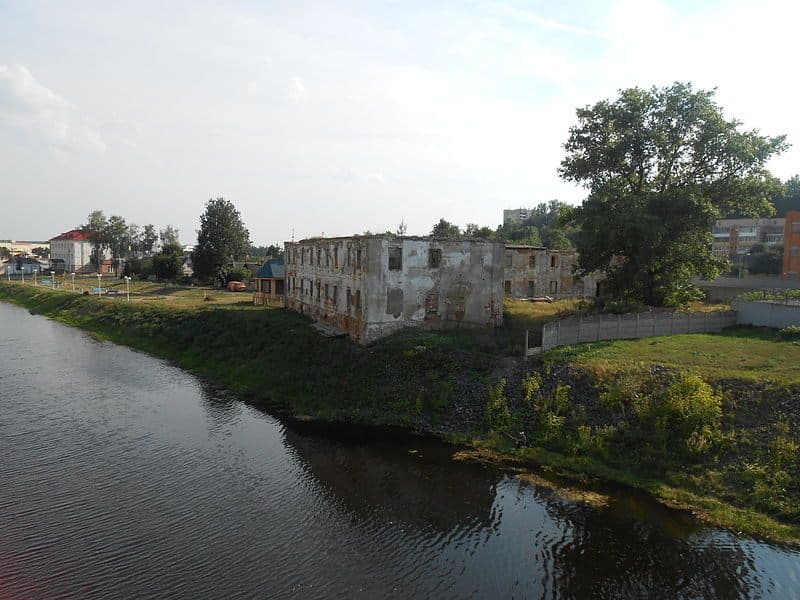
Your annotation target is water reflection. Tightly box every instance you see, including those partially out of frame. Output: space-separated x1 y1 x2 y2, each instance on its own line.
1 301 799 599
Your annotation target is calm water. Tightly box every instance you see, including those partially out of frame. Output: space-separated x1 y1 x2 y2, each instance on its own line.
1 301 798 599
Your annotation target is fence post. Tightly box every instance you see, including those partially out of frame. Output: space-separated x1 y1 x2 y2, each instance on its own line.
653 312 657 337
577 315 582 344
635 313 640 338
598 313 602 341
670 311 674 335
556 320 560 347
524 329 529 358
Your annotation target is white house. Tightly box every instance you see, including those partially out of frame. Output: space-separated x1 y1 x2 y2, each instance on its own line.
49 229 96 273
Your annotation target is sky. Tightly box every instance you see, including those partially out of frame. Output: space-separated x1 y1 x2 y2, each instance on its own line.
1 0 799 245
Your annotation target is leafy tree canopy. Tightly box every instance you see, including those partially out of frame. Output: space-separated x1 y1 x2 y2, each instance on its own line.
560 82 787 306
31 246 50 258
192 197 251 284
431 218 461 238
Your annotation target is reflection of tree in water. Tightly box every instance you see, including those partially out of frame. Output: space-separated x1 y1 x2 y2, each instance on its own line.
523 482 758 599
281 422 498 534
200 383 244 435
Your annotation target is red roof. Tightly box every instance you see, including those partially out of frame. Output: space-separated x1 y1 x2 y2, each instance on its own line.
50 229 90 242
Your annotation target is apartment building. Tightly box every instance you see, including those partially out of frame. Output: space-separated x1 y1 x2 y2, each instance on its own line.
284 236 504 344
783 211 800 279
712 218 785 257
503 245 599 299
503 208 532 225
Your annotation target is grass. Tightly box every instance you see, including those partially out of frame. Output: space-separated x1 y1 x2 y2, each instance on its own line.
544 326 800 385
503 298 583 330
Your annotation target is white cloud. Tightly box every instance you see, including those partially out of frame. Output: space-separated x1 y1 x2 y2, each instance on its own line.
287 76 305 102
0 64 106 153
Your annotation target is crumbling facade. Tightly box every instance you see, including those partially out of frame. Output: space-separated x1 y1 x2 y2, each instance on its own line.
503 245 598 299
285 236 505 344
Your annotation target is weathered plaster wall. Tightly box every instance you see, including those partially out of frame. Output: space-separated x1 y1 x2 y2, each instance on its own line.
284 238 370 343
504 246 598 299
285 237 504 344
363 238 504 343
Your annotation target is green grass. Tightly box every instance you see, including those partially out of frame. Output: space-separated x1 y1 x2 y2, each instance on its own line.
544 327 800 384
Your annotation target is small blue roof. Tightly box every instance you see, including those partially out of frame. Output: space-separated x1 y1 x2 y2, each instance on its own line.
254 258 285 279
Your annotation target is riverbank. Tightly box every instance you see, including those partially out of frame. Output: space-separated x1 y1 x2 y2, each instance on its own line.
1 281 798 544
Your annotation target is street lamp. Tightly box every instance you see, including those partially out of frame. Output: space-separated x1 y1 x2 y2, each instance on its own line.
97 272 102 296
71 272 76 292
33 268 37 287
124 275 131 301
50 269 55 289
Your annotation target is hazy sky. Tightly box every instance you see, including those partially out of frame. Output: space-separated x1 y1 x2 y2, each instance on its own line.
2 0 798 245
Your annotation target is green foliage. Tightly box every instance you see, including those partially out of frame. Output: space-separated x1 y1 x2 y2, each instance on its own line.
152 249 183 280
31 246 50 258
484 378 511 433
521 372 542 406
771 175 800 217
653 375 723 456
560 82 787 306
159 226 180 248
250 244 284 258
431 218 461 238
746 244 784 275
778 325 800 341
225 268 250 283
192 197 251 285
497 200 576 248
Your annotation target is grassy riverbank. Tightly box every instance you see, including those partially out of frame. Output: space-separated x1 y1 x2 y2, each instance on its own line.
2 281 798 544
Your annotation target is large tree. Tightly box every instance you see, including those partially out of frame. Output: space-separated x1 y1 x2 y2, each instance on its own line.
192 197 251 284
140 224 158 256
82 210 108 270
560 82 786 305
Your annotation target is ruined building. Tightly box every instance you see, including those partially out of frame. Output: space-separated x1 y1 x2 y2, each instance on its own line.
284 236 505 344
504 245 599 299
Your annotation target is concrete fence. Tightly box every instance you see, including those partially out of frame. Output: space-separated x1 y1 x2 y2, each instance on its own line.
525 310 738 357
733 299 800 329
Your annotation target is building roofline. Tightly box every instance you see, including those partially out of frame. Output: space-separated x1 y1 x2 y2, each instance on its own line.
285 235 502 244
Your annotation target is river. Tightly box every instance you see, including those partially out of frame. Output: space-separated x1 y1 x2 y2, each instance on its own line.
1 301 798 598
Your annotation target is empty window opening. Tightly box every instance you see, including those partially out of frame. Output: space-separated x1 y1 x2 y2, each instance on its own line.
527 280 536 297
429 248 442 268
346 287 352 311
550 255 558 268
549 280 558 293
388 246 402 271
505 254 512 267
504 280 511 295
528 255 536 268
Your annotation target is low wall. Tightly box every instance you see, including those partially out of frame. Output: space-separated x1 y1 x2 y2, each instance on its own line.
733 299 800 329
526 310 738 356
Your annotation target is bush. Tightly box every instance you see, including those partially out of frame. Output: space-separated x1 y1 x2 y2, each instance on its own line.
654 375 722 456
484 378 511 433
778 325 800 341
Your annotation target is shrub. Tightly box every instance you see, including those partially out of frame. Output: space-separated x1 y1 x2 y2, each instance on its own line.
778 325 800 341
521 372 542 406
655 375 722 456
484 378 511 433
